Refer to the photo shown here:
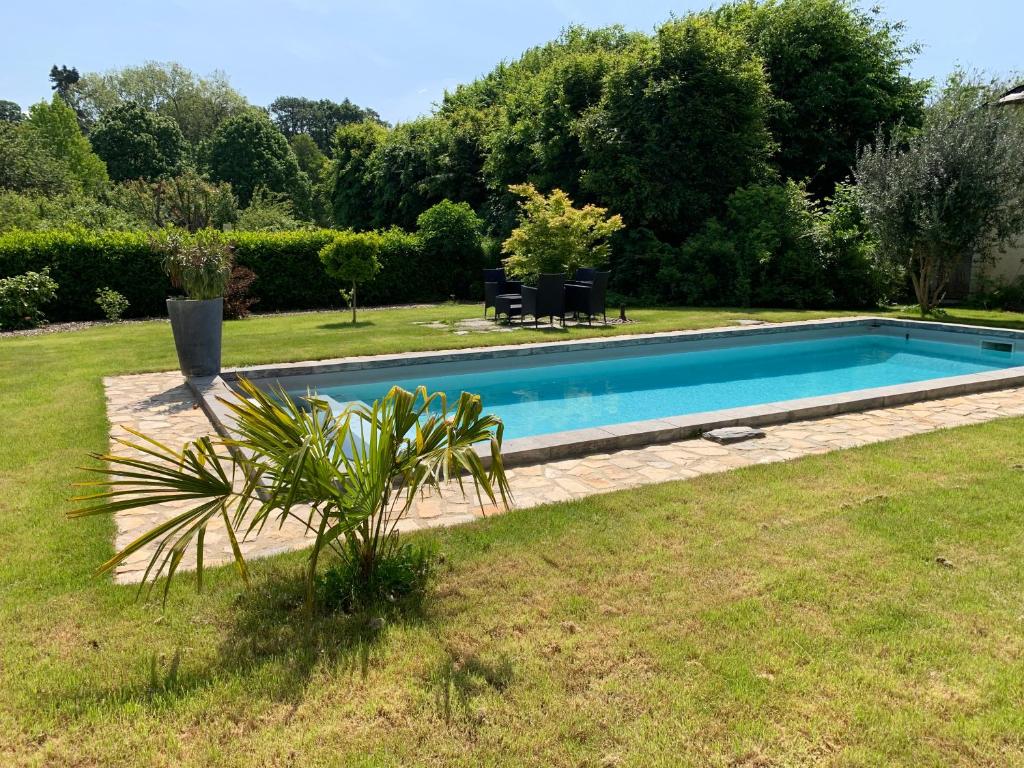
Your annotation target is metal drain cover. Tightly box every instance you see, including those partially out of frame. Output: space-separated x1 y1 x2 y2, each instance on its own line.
702 426 766 444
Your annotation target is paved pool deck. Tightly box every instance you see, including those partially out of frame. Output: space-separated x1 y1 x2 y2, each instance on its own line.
103 368 1024 584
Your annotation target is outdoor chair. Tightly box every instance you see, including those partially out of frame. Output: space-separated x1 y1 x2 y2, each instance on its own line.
568 267 597 285
565 270 610 325
484 268 522 318
521 273 567 327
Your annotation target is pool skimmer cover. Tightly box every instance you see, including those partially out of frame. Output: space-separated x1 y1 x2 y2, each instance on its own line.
702 426 766 444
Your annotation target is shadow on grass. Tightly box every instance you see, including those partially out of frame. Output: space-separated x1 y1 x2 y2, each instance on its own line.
75 565 435 709
315 320 376 331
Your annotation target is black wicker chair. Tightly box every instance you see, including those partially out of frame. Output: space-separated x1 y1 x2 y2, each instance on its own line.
565 271 610 325
483 268 504 318
484 268 522 319
521 273 567 327
569 267 597 285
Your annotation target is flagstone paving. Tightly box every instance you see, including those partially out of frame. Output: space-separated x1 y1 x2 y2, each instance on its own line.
102 371 1024 584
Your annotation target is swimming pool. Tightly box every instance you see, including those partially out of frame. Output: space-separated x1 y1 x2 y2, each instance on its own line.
306 332 1022 439
202 318 1024 466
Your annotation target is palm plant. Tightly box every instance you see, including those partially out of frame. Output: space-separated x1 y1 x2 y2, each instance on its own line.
71 379 511 609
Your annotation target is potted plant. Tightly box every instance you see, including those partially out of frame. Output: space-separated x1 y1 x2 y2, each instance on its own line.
155 228 233 377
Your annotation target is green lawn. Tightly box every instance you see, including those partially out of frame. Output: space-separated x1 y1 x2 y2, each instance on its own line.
3 303 1024 766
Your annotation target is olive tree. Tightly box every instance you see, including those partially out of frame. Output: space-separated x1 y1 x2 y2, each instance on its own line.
855 79 1024 315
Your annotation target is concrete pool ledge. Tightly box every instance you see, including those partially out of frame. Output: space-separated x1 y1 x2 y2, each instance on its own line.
188 317 1024 469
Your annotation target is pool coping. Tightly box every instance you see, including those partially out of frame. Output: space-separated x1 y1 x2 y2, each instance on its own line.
188 316 1024 468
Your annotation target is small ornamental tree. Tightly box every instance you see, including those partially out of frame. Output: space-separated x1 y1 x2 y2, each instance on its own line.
319 231 381 323
502 183 624 284
855 77 1024 315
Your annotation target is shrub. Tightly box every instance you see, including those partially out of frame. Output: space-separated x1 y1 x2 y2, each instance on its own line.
362 226 425 305
94 286 129 322
231 230 339 310
815 183 895 308
319 231 381 322
223 266 259 319
0 267 58 330
0 230 162 320
235 188 303 232
153 228 233 300
320 541 435 614
502 184 623 284
416 200 484 298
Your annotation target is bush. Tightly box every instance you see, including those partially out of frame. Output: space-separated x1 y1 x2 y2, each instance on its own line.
0 267 58 330
223 266 259 319
319 541 435 614
665 182 887 308
94 286 129 322
502 184 623 285
361 226 425 305
0 229 164 320
416 199 484 298
0 227 461 320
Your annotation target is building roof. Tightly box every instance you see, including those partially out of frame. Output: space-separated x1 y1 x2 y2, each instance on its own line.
997 84 1024 105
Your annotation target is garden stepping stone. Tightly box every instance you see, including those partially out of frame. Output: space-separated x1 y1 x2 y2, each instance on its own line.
702 426 766 444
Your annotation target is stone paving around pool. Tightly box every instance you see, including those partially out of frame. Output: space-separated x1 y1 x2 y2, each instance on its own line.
103 371 1024 584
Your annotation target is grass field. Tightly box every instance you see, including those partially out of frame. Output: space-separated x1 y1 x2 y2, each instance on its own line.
2 303 1024 766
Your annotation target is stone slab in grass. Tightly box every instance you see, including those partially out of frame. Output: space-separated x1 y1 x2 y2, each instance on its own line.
703 426 767 444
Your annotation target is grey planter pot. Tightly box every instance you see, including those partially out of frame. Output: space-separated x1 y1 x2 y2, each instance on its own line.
166 298 223 377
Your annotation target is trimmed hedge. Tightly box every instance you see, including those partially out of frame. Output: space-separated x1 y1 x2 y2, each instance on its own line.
0 230 167 320
0 228 436 320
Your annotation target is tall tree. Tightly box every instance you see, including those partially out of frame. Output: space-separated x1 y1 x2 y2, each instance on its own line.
579 16 774 243
269 96 384 152
204 110 310 214
89 102 185 181
71 62 248 143
325 119 388 230
0 101 23 123
855 76 1024 315
24 97 107 194
49 65 80 103
714 0 928 197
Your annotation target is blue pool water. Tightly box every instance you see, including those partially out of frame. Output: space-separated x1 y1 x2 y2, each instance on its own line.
310 334 1022 439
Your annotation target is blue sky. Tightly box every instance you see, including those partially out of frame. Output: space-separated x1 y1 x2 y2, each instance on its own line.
2 0 1021 124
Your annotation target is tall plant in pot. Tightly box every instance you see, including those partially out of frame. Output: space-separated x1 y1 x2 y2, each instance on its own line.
155 228 233 377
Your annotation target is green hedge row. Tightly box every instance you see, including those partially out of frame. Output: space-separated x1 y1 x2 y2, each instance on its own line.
0 228 442 321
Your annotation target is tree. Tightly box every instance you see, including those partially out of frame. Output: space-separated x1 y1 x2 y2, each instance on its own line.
49 65 80 103
71 62 248 143
269 96 384 151
502 184 624 283
578 16 774 243
204 110 311 213
713 0 928 198
325 119 388 229
416 200 485 298
319 231 382 323
24 97 108 194
0 122 78 194
855 77 1024 315
289 133 326 179
0 101 23 123
89 102 186 181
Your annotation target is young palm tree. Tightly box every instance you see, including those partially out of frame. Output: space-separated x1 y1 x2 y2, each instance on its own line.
71 379 511 609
